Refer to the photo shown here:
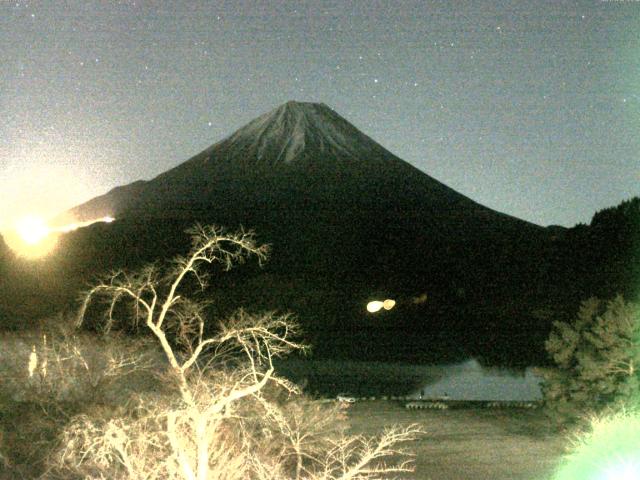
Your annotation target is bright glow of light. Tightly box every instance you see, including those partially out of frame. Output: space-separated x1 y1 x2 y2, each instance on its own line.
0 157 100 233
602 460 640 480
16 216 49 245
367 301 384 313
5 215 59 258
383 299 396 310
4 214 115 259
552 409 640 480
56 216 116 233
366 299 396 313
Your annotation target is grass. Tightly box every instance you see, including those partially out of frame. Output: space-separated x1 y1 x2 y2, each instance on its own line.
346 400 567 480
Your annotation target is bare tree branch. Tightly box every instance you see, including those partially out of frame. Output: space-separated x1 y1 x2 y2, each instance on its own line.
60 224 421 480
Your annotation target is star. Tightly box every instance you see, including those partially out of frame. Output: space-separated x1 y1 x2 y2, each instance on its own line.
1 0 635 232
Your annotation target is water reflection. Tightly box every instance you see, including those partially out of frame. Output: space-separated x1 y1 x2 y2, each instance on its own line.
409 358 542 401
275 357 543 400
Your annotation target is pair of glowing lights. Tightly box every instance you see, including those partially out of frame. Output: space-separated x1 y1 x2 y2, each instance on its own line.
366 299 396 313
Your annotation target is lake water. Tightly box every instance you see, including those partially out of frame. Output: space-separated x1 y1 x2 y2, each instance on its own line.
275 357 543 401
406 358 542 401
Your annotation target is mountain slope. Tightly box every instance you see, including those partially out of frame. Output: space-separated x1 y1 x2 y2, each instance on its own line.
64 101 539 233
50 101 556 364
60 101 551 290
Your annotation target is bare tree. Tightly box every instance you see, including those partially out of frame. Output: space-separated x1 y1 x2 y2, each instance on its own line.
48 224 420 480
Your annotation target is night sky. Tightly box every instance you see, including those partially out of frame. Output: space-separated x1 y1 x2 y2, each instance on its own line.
1 1 638 231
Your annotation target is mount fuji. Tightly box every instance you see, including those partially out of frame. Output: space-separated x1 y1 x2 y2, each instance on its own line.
60 101 548 277
64 101 537 233
46 101 556 363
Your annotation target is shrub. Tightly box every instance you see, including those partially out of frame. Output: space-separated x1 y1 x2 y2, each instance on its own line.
0 313 159 405
0 313 163 477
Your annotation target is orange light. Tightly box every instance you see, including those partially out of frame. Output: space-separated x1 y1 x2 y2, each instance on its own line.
16 216 49 245
4 215 58 259
367 298 396 313
55 215 115 233
4 214 115 259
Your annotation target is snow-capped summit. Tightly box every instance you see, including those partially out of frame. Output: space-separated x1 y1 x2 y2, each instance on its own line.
217 101 378 165
172 100 405 176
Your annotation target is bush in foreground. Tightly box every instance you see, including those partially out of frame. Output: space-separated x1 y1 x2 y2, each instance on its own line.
540 295 640 426
41 224 420 480
0 313 163 476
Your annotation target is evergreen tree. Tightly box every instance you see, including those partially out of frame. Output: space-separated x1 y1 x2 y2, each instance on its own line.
588 197 640 299
541 295 640 425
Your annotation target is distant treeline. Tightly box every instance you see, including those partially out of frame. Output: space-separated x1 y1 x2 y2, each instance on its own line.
0 196 638 366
